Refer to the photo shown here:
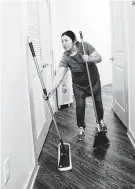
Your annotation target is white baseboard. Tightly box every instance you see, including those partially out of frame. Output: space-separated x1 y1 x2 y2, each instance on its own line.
26 165 39 189
127 129 135 148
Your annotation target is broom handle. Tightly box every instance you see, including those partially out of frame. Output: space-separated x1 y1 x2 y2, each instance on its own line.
27 37 65 149
79 31 99 124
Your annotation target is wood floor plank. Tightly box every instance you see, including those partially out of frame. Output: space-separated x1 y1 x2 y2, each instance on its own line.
33 84 135 189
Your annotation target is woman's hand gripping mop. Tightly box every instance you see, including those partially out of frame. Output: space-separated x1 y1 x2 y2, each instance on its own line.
28 37 72 171
79 32 110 148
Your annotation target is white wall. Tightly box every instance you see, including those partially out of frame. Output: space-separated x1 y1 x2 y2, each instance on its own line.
1 1 36 189
50 0 112 86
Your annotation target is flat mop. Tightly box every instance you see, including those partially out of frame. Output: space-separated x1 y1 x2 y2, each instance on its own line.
79 31 109 148
28 37 72 171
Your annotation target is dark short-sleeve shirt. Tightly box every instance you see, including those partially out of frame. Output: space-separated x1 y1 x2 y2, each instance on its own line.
59 42 101 98
59 42 95 68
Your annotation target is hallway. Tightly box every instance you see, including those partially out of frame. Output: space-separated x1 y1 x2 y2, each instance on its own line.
33 84 135 189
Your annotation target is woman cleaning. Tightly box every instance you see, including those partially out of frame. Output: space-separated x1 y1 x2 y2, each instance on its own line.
47 30 107 140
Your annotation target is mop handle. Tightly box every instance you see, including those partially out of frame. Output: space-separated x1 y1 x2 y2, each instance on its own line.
79 31 99 124
27 36 63 142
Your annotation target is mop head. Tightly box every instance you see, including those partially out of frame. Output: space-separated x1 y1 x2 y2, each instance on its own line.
58 143 72 171
93 132 110 148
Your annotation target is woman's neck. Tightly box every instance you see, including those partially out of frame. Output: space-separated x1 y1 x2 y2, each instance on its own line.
69 44 78 56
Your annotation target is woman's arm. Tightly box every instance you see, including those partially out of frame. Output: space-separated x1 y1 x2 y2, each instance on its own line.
82 42 102 64
47 66 68 97
82 50 102 64
88 50 102 63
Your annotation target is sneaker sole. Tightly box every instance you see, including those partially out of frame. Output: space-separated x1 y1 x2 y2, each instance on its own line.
77 138 84 141
100 130 107 134
77 134 85 141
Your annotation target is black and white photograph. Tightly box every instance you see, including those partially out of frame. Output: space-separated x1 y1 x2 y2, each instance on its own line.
1 0 135 189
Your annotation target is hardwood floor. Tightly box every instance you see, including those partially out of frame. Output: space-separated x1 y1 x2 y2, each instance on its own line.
33 84 135 189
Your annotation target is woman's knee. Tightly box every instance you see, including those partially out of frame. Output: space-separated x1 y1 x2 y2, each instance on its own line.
75 97 85 108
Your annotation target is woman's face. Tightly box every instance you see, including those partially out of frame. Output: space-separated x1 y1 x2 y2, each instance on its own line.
61 35 74 52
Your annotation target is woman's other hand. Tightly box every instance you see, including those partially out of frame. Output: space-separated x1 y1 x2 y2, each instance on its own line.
47 88 54 98
42 88 53 101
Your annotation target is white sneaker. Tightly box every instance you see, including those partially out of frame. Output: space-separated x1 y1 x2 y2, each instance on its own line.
77 127 85 141
99 119 107 133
